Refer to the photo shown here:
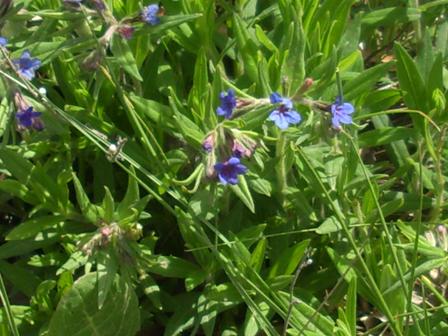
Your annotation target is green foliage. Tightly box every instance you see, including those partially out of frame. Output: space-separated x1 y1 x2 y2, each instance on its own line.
0 0 447 335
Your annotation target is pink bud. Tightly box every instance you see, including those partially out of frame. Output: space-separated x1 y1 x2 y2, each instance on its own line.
117 25 134 40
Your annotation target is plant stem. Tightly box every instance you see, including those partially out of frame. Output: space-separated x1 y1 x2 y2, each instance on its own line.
405 141 424 335
296 145 403 336
282 251 310 336
0 273 20 336
276 132 288 207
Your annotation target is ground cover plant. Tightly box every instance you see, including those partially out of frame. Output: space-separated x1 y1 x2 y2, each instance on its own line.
0 0 447 335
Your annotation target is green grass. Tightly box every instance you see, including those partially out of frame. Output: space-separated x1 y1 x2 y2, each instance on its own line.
0 0 447 335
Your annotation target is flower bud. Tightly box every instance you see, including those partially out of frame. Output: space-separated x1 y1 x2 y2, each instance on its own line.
117 25 134 40
82 49 103 70
202 133 215 153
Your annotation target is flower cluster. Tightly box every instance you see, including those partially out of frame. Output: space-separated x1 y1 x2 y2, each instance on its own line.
202 129 251 185
207 86 354 185
0 36 7 47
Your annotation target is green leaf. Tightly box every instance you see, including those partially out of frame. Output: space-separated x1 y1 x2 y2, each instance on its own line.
96 251 118 309
6 215 65 241
278 290 335 335
394 42 427 111
282 18 306 95
102 186 115 223
346 277 357 335
250 238 267 273
358 127 416 147
230 176 255 213
48 273 140 336
248 176 272 196
0 260 40 297
343 62 392 101
117 167 140 217
316 216 341 234
168 90 205 147
0 97 11 138
233 13 259 82
236 224 266 249
383 258 448 295
0 180 37 204
268 239 310 278
56 251 89 276
362 7 421 26
135 14 203 37
0 147 33 184
140 273 162 310
110 35 143 81
72 173 101 223
129 93 173 127
143 254 203 279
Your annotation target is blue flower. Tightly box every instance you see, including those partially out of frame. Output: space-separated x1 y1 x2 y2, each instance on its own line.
0 36 7 47
16 106 43 130
13 51 41 80
142 4 160 25
214 156 247 185
268 92 302 130
216 89 236 119
331 97 354 128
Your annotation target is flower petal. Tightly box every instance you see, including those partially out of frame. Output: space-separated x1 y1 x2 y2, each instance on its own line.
284 110 301 124
22 50 31 59
341 103 355 114
235 164 247 174
282 98 293 110
31 59 41 69
274 113 289 129
269 92 282 104
218 173 228 185
227 176 239 185
216 107 226 116
20 69 34 80
331 116 341 128
339 114 352 124
268 110 280 121
214 163 224 172
228 157 240 165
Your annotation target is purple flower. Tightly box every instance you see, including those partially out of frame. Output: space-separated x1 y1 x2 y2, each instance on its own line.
13 51 41 80
0 36 7 47
216 89 236 119
331 97 354 128
16 106 43 130
142 4 160 25
214 156 247 185
268 92 302 130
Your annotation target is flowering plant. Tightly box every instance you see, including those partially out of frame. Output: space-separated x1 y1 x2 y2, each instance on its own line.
0 1 445 335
